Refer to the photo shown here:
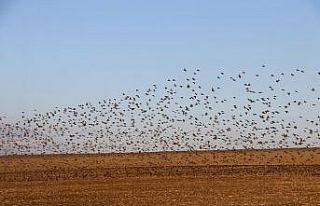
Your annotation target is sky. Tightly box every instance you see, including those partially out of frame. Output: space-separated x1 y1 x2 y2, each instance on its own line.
1 0 320 120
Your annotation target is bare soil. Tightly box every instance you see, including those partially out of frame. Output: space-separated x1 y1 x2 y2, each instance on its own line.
1 147 319 205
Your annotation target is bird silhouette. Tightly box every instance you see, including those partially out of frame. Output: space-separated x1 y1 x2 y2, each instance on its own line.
0 67 319 155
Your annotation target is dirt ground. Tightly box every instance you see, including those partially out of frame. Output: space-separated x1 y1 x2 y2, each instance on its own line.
1 148 320 205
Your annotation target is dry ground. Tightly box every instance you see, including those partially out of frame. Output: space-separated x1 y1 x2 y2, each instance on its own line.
1 148 320 205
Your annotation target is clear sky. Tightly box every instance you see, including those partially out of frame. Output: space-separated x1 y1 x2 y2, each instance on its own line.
1 0 320 119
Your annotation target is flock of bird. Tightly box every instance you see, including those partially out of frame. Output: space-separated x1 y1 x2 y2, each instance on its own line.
0 66 319 155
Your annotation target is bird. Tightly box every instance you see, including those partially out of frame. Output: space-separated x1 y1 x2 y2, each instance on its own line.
0 67 319 156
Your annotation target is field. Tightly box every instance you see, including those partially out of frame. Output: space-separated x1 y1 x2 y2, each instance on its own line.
1 147 320 205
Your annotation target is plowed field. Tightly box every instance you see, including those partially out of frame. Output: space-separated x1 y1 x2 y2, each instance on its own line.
1 148 320 205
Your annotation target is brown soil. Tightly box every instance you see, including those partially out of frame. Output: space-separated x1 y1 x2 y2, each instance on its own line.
1 147 320 205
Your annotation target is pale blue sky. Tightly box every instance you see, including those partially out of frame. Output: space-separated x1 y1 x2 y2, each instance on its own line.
1 0 320 119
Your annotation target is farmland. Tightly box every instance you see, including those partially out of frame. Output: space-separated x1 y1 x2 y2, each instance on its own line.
1 147 319 205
